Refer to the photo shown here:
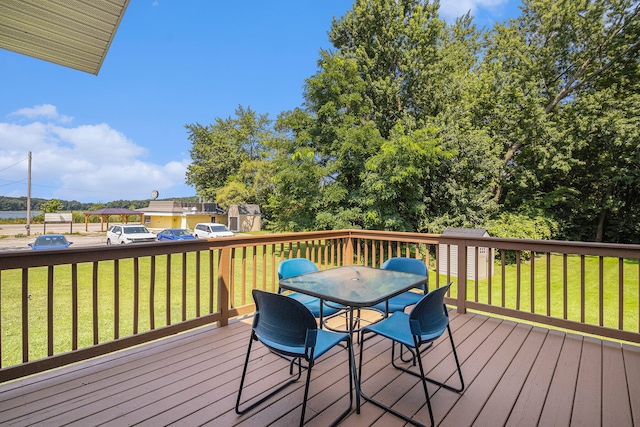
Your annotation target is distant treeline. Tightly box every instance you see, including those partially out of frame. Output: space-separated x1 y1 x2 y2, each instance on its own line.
0 196 199 212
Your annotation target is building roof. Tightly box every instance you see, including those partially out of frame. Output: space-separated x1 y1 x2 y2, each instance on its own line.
0 0 129 75
234 204 262 215
136 201 227 216
85 207 139 216
442 227 490 237
136 200 184 214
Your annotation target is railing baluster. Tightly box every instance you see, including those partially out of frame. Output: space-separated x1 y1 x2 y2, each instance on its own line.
599 256 604 327
619 258 624 330
209 250 215 313
92 262 98 345
530 252 535 313
501 251 506 308
196 251 201 317
47 265 53 356
241 247 247 307
134 258 139 334
230 248 236 308
580 255 585 324
474 247 479 303
72 264 78 350
563 254 568 320
182 252 187 322
516 251 521 311
270 244 276 292
261 245 266 292
166 254 171 326
546 253 551 317
487 251 492 305
114 259 119 340
22 268 28 363
364 240 369 266
446 244 451 285
150 256 156 330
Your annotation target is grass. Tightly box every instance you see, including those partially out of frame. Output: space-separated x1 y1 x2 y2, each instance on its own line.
440 253 640 334
1 249 639 367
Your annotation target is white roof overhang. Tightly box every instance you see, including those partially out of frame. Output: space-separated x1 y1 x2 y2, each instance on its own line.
0 0 129 75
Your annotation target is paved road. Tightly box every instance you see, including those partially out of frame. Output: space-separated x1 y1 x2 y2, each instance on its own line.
0 222 109 251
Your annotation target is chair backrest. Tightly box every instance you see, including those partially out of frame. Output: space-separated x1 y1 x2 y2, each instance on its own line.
381 257 428 291
278 258 319 279
409 283 452 338
381 257 427 275
252 289 318 352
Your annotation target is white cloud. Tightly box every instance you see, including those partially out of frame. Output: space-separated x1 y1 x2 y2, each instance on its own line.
8 104 73 124
439 0 509 22
0 106 192 202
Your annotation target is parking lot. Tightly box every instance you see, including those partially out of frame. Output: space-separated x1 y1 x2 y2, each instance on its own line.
0 223 110 251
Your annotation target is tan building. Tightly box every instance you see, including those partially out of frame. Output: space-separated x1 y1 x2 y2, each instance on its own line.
227 204 262 232
138 201 227 231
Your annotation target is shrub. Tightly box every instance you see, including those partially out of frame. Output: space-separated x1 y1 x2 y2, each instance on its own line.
485 212 558 263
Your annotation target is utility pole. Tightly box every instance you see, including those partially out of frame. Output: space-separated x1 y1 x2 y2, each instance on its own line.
26 151 31 236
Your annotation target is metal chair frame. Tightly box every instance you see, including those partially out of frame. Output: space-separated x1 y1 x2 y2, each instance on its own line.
236 289 359 427
358 283 464 427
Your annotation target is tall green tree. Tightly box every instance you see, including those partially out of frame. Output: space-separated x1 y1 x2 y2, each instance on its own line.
272 0 488 232
326 0 445 137
185 105 275 208
478 0 640 210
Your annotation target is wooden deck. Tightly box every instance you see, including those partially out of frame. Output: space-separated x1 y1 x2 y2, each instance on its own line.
1 310 639 426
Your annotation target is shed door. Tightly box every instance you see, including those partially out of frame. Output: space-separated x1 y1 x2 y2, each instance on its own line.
229 216 239 231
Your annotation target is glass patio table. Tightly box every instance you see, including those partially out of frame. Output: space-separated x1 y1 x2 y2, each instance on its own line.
279 264 430 423
278 265 428 338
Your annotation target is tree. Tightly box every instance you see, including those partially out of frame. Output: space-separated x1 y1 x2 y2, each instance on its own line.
358 123 444 231
478 0 640 207
185 105 275 203
40 199 63 213
555 80 640 242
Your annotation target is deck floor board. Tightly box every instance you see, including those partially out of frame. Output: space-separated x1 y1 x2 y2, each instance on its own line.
0 311 637 426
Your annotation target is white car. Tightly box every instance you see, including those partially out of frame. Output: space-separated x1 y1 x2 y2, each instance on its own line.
193 223 235 238
106 224 157 244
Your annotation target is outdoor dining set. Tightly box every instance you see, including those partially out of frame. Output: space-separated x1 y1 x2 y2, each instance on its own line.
235 257 465 427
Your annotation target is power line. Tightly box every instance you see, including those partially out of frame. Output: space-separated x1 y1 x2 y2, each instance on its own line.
0 178 27 187
0 156 29 173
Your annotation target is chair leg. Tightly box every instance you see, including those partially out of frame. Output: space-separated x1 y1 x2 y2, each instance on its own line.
391 325 464 393
358 329 429 427
235 333 304 416
329 336 358 426
299 362 314 427
303 337 356 427
413 343 435 427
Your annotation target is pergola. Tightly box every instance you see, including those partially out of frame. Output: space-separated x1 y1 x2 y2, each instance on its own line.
84 207 141 232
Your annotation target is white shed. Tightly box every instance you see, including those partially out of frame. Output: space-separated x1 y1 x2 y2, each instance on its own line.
438 228 494 280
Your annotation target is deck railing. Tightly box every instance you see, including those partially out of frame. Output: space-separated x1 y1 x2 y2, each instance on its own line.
1 229 639 382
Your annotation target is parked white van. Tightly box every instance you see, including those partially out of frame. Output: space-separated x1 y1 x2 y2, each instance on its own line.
193 223 235 238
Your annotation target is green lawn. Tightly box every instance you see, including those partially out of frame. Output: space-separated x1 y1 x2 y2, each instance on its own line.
438 254 640 333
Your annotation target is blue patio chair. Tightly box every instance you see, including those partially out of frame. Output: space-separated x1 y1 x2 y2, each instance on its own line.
358 283 464 427
235 290 358 426
370 257 428 315
278 258 342 321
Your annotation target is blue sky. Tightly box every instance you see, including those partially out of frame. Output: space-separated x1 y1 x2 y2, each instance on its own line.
0 0 521 204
